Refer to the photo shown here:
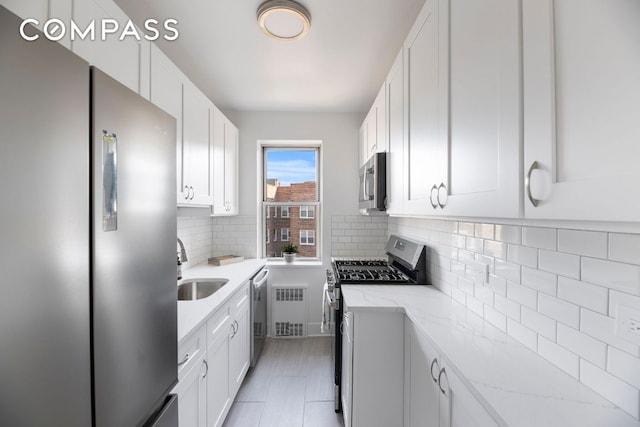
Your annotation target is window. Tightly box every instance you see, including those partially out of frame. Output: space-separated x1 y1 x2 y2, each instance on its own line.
262 144 320 259
266 228 270 243
299 206 315 219
273 229 278 242
300 230 315 245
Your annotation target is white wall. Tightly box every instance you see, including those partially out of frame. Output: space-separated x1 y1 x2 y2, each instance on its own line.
389 216 640 419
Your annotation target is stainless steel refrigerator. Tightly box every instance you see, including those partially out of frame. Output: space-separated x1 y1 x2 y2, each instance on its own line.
0 6 178 426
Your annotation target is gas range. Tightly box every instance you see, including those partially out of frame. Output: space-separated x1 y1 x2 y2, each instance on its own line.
331 259 412 284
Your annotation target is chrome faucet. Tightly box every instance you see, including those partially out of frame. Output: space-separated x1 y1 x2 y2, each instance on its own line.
177 238 188 263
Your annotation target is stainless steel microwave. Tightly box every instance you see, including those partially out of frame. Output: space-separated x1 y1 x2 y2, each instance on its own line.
359 152 387 214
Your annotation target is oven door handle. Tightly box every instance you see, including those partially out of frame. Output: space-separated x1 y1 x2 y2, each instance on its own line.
325 288 337 309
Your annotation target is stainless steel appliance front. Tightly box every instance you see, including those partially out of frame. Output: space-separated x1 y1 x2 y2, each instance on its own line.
250 267 269 367
359 152 387 213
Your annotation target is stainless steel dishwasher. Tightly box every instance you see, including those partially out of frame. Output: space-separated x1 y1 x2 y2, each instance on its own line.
250 267 269 367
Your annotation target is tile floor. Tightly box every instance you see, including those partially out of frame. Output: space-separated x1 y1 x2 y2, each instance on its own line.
223 336 344 427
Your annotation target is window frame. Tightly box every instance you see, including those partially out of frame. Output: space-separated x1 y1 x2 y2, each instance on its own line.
299 230 315 246
260 142 322 261
281 227 290 242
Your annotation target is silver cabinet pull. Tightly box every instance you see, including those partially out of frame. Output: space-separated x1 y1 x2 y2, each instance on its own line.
430 184 438 209
234 320 239 333
183 185 190 200
437 367 448 396
437 183 447 209
430 358 440 383
189 186 195 200
178 353 190 366
230 322 236 338
525 161 540 207
202 359 208 378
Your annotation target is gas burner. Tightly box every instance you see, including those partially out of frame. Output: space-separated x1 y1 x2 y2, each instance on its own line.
334 259 388 268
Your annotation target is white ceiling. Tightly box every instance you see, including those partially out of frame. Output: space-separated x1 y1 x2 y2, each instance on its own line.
115 0 426 113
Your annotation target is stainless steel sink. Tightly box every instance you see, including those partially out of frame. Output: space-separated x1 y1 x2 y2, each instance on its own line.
177 279 229 301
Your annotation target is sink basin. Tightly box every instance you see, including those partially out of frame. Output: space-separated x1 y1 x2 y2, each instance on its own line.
177 278 229 301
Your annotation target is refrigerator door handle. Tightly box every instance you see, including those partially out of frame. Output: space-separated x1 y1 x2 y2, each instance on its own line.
102 130 118 232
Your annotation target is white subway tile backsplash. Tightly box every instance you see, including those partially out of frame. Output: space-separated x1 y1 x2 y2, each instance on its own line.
609 291 640 318
506 281 538 310
507 244 538 268
608 347 640 389
581 360 640 419
558 229 608 258
538 336 580 379
495 294 521 321
522 226 557 250
582 257 640 296
609 233 640 265
538 250 580 279
522 267 557 296
389 217 640 419
484 240 507 259
475 223 494 240
580 308 640 358
558 277 608 315
330 215 388 258
458 222 475 236
507 319 537 351
495 224 522 245
495 259 521 283
522 307 556 341
484 305 507 332
538 293 580 329
557 324 607 368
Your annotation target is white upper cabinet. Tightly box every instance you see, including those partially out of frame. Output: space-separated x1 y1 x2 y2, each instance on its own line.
386 49 405 215
150 45 187 205
438 0 521 218
73 0 150 97
212 107 239 216
359 84 387 167
403 0 448 216
523 0 640 222
182 80 214 206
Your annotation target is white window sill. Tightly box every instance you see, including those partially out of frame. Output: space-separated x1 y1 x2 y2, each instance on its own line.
265 260 324 268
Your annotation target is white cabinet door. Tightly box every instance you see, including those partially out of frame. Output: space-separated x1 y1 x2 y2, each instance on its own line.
438 0 521 218
403 0 448 216
405 321 440 427
229 283 250 397
445 363 499 427
523 0 640 221
224 122 239 215
182 81 213 206
150 45 184 205
174 355 207 427
358 122 368 167
386 49 405 215
72 0 149 96
207 305 233 427
348 311 404 427
373 84 387 155
212 107 239 215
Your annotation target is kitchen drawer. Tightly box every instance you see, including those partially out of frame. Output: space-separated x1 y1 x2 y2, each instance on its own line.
230 281 250 312
178 325 206 382
207 302 232 348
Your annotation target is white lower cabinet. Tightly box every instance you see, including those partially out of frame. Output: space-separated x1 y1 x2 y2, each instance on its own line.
404 320 499 427
341 309 405 427
174 282 251 427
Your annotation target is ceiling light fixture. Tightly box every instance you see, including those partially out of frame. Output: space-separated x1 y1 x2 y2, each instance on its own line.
257 0 311 41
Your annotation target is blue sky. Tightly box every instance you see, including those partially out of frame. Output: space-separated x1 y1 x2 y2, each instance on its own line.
266 150 317 186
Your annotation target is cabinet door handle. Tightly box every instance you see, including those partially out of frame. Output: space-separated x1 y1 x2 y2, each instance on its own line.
525 161 540 207
437 367 448 397
429 185 438 209
234 320 239 332
430 358 440 383
183 185 190 200
202 359 209 378
230 322 236 338
189 186 195 200
437 183 447 209
178 353 190 366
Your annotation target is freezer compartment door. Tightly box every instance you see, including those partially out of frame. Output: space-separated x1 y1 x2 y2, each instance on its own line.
91 67 178 427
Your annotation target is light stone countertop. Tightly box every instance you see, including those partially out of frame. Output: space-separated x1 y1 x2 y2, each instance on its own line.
341 284 640 427
177 259 266 344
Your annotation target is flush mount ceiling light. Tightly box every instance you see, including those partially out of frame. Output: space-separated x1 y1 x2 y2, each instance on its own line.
257 0 311 41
